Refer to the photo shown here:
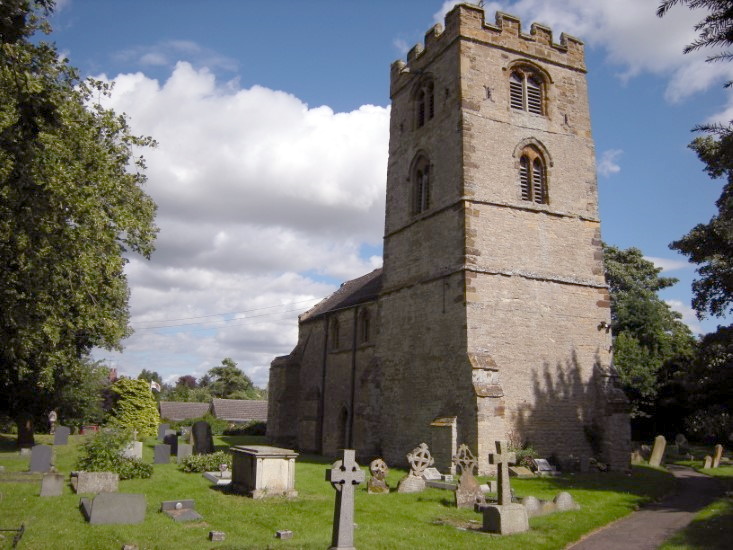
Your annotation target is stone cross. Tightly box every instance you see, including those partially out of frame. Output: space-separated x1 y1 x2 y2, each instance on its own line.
326 449 365 549
488 440 516 506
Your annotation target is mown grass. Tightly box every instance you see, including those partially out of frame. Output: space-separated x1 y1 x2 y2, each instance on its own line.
659 465 733 550
0 433 675 550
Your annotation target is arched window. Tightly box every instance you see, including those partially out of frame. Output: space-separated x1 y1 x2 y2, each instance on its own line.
359 309 371 344
414 79 435 128
518 148 547 204
412 155 431 214
330 318 340 350
509 67 544 115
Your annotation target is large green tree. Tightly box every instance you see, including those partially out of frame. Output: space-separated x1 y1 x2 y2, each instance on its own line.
0 1 157 444
604 246 696 427
207 358 264 400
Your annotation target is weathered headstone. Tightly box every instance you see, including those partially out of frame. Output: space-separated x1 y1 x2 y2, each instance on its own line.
367 458 389 494
509 466 534 478
554 491 580 512
177 443 193 464
71 471 119 494
191 421 214 455
649 435 666 467
80 493 146 524
712 444 724 468
397 442 432 493
209 531 225 542
121 441 143 461
630 449 645 464
703 455 713 469
326 449 365 550
53 425 70 446
40 473 64 497
154 444 171 464
160 499 203 522
430 416 457 476
163 433 179 456
453 444 485 509
421 467 442 481
157 424 170 441
674 433 689 454
48 410 57 434
29 445 52 473
476 440 529 535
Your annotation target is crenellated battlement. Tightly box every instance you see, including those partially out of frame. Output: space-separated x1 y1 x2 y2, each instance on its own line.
391 3 585 95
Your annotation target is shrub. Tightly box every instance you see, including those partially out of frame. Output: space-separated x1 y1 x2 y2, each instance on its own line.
107 378 159 437
223 421 266 436
76 428 153 479
179 450 232 473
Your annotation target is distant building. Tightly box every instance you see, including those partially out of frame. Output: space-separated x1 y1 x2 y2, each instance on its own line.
159 401 211 422
158 399 268 423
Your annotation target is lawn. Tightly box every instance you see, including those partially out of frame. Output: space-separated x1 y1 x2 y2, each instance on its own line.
0 434 676 550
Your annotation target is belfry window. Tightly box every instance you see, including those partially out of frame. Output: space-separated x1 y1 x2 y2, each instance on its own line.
518 148 547 204
412 155 431 214
359 309 371 343
414 79 435 128
509 68 544 115
330 318 340 350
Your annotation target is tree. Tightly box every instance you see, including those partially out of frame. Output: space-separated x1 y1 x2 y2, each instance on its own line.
137 369 162 385
107 378 159 437
604 245 697 430
207 358 263 399
0 1 157 444
657 0 733 319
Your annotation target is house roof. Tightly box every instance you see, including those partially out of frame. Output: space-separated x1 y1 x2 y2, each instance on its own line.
300 268 382 322
158 401 211 421
211 398 268 422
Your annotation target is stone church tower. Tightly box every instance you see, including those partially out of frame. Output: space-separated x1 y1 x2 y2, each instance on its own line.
268 4 630 473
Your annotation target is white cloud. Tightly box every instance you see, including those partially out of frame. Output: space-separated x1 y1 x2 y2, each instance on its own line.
92 63 389 386
432 1 730 103
646 256 691 273
114 41 239 74
666 299 703 335
597 149 622 177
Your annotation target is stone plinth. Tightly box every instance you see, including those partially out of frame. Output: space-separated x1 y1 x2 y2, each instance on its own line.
478 503 529 535
231 445 298 499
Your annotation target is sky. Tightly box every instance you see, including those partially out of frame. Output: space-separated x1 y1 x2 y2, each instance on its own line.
44 0 732 388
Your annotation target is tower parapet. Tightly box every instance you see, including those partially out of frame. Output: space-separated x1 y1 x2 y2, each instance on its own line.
391 3 585 97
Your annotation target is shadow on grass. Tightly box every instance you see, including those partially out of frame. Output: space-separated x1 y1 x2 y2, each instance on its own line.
662 499 733 550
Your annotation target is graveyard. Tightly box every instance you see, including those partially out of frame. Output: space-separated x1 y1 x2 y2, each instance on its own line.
3 429 718 550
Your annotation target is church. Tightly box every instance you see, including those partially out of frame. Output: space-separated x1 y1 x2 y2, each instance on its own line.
267 3 630 473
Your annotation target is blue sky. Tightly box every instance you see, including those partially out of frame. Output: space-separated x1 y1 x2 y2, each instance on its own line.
46 1 731 386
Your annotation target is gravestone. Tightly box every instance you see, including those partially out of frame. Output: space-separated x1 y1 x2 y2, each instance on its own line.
177 443 193 464
509 466 534 477
476 440 529 535
29 445 52 473
80 493 146 524
160 499 203 522
430 416 457 475
533 458 559 476
367 458 389 494
276 530 293 540
163 433 179 456
703 455 713 468
71 471 119 494
630 450 644 464
554 491 581 512
231 445 298 498
209 531 225 542
712 444 723 468
157 424 170 441
453 444 485 509
674 433 689 453
191 421 214 454
48 410 57 434
53 426 70 446
154 444 171 464
326 449 365 550
397 442 432 493
649 435 666 467
421 467 442 481
40 473 64 497
121 441 143 461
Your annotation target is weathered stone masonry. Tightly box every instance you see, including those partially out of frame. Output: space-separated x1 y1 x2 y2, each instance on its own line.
267 4 630 473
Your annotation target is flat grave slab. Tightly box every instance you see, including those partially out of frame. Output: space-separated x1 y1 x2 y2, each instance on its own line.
161 499 203 522
80 493 146 525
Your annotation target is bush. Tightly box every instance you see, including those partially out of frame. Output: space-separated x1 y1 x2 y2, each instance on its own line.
179 450 232 473
76 428 153 479
107 378 159 437
166 413 228 435
223 421 266 436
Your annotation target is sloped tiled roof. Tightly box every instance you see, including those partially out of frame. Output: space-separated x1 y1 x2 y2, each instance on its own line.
300 268 382 322
211 398 268 422
159 401 211 421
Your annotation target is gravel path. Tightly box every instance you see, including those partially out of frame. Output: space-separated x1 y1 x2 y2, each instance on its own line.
568 465 723 550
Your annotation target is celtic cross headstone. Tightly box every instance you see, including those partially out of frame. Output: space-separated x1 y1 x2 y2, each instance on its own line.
453 443 485 508
326 449 365 549
397 442 433 493
367 458 389 494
